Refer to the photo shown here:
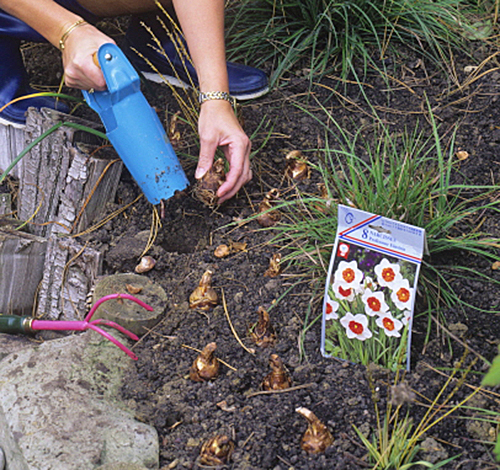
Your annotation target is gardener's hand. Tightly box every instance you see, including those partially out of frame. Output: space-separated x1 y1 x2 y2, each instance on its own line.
61 23 113 91
197 100 252 203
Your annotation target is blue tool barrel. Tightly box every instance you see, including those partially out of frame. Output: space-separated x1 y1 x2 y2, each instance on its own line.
83 43 189 204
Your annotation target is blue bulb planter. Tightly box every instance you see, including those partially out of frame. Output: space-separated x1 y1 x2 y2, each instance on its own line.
83 43 189 205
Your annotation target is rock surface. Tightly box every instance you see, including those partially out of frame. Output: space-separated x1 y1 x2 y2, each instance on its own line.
0 331 159 470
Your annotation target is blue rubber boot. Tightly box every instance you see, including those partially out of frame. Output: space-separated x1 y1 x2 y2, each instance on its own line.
125 14 269 101
0 36 69 127
0 2 97 127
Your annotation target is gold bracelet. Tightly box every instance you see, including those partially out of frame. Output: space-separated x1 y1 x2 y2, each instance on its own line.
59 19 87 51
198 91 236 108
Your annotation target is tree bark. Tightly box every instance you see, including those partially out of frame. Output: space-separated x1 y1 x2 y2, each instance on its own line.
0 193 12 216
0 108 124 320
0 123 25 179
18 107 123 238
0 227 47 316
36 235 102 321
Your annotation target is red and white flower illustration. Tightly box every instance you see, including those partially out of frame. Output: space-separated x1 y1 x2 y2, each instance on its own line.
365 276 376 289
331 280 356 302
334 260 364 290
356 276 376 294
390 279 413 310
324 297 340 320
361 289 389 317
340 312 373 341
376 313 404 337
374 258 402 288
401 310 412 326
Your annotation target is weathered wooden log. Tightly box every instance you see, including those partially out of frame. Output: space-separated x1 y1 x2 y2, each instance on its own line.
0 227 47 316
0 122 25 179
18 107 123 237
0 108 124 320
36 235 102 321
0 194 11 216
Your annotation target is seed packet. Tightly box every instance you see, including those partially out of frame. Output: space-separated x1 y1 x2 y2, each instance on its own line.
321 205 426 370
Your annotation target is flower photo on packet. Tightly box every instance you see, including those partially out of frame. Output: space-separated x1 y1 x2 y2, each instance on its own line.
321 205 426 371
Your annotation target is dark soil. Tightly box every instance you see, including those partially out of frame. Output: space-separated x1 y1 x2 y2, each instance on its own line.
20 17 500 470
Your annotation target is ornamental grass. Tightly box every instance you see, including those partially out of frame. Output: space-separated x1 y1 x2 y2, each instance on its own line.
269 100 500 364
226 0 489 84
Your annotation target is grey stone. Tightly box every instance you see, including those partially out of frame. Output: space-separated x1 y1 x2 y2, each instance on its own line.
0 446 6 470
0 330 159 470
0 333 33 361
448 322 468 338
419 437 449 464
0 408 29 469
91 274 168 336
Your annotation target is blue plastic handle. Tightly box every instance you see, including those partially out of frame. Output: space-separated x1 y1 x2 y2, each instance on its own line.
83 43 189 204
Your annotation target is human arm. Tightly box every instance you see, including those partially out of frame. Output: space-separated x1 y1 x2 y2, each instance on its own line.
0 0 252 201
172 0 252 203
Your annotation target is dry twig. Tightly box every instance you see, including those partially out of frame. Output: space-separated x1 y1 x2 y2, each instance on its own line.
221 288 255 355
246 383 315 398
